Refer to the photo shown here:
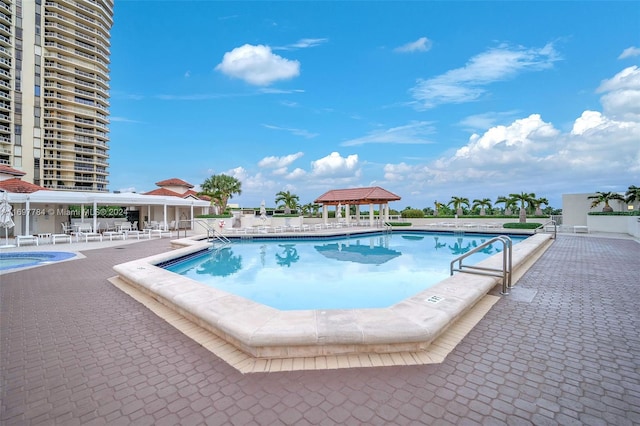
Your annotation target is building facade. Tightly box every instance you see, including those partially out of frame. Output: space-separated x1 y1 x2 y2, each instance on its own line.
1 0 113 191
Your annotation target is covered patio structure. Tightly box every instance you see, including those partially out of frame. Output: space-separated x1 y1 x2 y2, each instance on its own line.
3 190 211 237
314 186 401 226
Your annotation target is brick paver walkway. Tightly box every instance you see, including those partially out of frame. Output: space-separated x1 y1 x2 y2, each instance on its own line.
1 235 639 425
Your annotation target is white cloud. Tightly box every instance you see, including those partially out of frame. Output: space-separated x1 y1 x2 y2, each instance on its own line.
286 168 307 180
618 46 640 59
117 186 137 193
596 66 640 121
381 73 640 204
310 152 360 178
275 38 329 50
411 43 561 108
258 152 304 169
341 121 436 146
215 44 300 86
262 124 318 139
458 111 520 132
394 37 432 53
455 114 559 161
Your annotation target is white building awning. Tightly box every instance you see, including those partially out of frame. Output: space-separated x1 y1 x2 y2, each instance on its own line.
5 190 211 208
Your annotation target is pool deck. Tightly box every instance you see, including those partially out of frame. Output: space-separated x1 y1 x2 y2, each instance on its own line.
1 230 640 424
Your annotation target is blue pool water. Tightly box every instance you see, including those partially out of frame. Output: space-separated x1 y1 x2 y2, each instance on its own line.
165 232 526 310
0 251 77 272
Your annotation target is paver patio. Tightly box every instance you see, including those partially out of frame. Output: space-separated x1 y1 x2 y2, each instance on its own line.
1 234 639 425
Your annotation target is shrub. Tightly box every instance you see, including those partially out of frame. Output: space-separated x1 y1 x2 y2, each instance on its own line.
503 222 542 229
388 222 411 227
401 209 424 218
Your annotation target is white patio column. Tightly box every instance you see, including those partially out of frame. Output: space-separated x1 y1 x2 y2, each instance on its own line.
163 204 167 229
345 203 350 225
190 202 194 230
25 196 30 235
355 205 360 224
93 201 98 231
323 205 328 223
369 203 374 226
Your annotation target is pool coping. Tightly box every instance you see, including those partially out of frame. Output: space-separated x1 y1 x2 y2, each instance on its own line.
113 232 554 359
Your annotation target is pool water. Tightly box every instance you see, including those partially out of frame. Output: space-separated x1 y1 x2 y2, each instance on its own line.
0 252 77 271
165 232 526 310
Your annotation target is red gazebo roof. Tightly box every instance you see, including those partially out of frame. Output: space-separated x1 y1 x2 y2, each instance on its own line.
314 187 401 206
155 178 194 188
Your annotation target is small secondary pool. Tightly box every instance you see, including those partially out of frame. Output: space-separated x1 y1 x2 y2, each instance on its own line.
164 232 526 310
0 251 77 272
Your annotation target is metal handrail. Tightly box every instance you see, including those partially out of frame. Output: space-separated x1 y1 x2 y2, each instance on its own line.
194 219 230 244
450 235 513 295
535 219 557 239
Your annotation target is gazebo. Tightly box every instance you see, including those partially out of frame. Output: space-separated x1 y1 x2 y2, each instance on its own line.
314 186 401 226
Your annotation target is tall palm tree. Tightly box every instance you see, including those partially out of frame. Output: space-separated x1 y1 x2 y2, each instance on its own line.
199 174 242 214
509 192 536 223
447 196 470 216
434 200 445 216
472 198 492 216
533 197 549 216
588 191 624 212
625 185 640 208
275 190 300 214
495 195 517 215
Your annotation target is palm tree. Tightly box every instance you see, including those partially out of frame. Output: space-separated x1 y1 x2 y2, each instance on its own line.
588 191 624 212
495 196 517 215
533 197 549 216
199 174 242 214
509 192 536 223
434 200 446 216
447 196 470 216
472 198 492 216
275 190 300 214
625 185 640 208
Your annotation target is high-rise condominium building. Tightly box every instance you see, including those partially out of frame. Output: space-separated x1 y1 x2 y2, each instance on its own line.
1 0 113 191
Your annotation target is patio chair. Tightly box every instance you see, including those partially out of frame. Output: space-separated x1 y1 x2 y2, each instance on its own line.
61 223 72 234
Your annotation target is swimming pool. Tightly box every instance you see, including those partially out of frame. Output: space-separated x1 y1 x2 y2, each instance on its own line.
163 232 527 310
0 251 77 272
114 231 553 360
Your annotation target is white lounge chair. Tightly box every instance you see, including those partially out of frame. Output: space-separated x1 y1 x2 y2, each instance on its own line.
75 223 102 242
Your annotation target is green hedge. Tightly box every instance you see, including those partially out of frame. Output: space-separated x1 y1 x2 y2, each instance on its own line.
502 222 542 229
195 214 233 218
588 211 639 216
401 209 424 218
388 222 412 227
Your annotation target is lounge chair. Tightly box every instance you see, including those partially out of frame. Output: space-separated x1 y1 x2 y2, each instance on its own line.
75 223 102 242
16 235 39 246
52 234 72 244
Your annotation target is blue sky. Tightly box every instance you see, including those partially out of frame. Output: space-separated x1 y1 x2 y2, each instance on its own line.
108 1 640 210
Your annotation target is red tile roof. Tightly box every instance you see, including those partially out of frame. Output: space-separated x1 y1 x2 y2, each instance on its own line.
314 187 401 205
0 178 48 193
142 188 183 197
155 178 194 188
182 189 206 199
0 165 27 177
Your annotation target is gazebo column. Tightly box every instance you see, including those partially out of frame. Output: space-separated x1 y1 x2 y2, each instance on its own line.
345 203 350 225
369 203 374 226
322 205 328 224
355 205 361 225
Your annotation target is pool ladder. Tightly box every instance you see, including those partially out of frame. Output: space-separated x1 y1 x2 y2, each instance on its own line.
450 235 513 295
195 219 230 245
